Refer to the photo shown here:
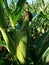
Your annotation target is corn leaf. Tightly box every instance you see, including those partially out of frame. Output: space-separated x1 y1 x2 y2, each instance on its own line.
3 0 15 29
36 31 49 65
36 31 49 55
12 0 26 24
42 47 49 63
0 0 7 28
0 27 16 55
0 39 5 47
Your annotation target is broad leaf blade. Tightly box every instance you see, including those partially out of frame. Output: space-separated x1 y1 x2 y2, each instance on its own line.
12 0 26 24
0 0 7 28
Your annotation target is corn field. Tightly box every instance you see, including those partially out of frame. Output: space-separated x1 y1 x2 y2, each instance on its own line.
0 0 49 65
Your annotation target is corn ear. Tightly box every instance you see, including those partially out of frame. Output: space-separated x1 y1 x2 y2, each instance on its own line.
14 31 27 64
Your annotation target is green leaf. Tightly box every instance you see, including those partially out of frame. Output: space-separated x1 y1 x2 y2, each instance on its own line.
12 0 26 24
0 28 16 55
36 31 49 55
3 0 15 29
0 39 5 47
36 31 49 65
42 47 49 63
0 0 7 28
42 0 45 6
0 58 11 65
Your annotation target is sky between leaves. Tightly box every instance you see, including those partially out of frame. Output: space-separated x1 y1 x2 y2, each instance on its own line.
7 0 36 6
7 0 49 6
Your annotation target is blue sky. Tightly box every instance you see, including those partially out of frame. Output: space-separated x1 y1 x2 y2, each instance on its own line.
27 0 36 4
7 0 49 5
7 0 36 5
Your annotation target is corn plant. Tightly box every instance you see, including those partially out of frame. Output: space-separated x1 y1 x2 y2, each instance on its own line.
0 0 49 65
